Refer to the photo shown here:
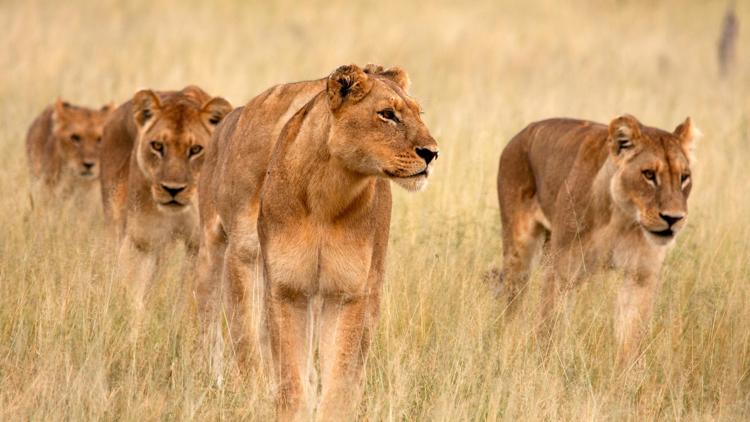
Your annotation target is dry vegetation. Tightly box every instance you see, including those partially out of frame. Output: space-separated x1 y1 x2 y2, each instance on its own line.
1 0 749 420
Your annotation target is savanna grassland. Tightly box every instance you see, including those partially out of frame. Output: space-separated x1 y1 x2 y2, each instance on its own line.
1 0 749 420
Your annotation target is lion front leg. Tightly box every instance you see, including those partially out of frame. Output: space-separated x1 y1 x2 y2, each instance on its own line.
540 246 581 331
615 273 660 365
267 287 314 422
316 293 378 421
117 234 158 314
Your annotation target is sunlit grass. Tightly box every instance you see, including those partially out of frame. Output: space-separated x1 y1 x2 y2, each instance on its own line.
0 0 748 419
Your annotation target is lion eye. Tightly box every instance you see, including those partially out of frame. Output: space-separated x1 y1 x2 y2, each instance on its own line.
377 109 399 123
189 145 203 156
70 134 81 143
681 173 691 186
642 169 656 183
150 141 164 154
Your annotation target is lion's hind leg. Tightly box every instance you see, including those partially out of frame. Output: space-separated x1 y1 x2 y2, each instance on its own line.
497 143 548 313
194 216 227 318
500 201 548 313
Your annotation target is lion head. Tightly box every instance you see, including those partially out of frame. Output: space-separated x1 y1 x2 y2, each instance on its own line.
132 86 232 213
325 64 439 192
52 99 113 179
607 114 700 245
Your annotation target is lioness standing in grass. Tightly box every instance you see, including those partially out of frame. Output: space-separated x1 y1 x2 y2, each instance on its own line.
26 99 114 199
496 115 698 362
100 86 231 310
197 64 438 420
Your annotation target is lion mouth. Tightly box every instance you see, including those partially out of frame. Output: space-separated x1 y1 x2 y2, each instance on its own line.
385 168 429 179
79 171 95 177
160 200 186 208
647 228 674 238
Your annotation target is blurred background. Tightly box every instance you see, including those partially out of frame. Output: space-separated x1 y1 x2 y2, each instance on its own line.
1 0 748 420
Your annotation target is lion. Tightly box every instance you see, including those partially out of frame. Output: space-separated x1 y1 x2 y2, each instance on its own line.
26 99 114 198
495 114 698 362
196 64 438 421
100 85 232 310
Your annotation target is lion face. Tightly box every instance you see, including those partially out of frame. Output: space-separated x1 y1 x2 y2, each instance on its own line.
52 100 113 179
608 115 699 246
326 64 439 192
132 88 231 213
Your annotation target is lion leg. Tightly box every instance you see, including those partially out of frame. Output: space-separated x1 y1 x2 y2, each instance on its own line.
222 232 264 369
117 234 158 316
267 289 313 422
192 218 230 385
500 211 547 313
194 218 227 318
103 179 128 241
539 245 580 340
497 140 547 312
615 273 660 365
316 294 377 421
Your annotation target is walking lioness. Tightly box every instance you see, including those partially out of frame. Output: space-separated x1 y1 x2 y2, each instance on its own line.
26 99 114 199
496 115 698 362
100 86 231 309
197 64 438 420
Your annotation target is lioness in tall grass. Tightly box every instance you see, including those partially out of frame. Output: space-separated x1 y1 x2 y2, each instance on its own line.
496 115 698 362
100 86 231 309
26 99 113 199
197 64 438 420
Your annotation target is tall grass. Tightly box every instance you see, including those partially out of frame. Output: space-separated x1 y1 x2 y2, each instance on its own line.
1 0 748 419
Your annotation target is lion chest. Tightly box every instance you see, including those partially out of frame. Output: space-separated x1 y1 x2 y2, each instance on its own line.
586 219 666 275
126 205 199 248
264 219 374 298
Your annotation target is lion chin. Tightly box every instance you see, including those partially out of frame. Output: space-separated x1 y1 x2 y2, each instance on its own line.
391 174 429 192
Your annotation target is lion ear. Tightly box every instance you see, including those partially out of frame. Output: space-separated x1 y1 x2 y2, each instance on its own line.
327 64 373 111
52 98 72 128
608 114 642 156
380 67 410 91
132 90 161 127
200 97 232 129
181 85 211 104
363 64 385 74
673 116 701 161
363 64 411 91
100 102 116 114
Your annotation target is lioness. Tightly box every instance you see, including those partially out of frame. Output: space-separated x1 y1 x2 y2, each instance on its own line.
496 115 698 362
100 85 231 309
26 99 114 198
197 64 438 420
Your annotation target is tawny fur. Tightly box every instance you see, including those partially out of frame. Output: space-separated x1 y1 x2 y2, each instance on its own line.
196 64 438 421
26 99 113 200
99 85 231 310
496 115 698 363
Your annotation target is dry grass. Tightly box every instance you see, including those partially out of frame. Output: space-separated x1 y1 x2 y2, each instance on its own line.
1 0 749 420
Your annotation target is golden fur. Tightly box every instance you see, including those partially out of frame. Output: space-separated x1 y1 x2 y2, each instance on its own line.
495 115 698 362
26 99 113 198
196 64 438 420
99 85 231 309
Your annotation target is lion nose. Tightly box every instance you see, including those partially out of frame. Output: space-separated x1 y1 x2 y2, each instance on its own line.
415 147 438 165
161 183 186 198
83 162 95 170
659 212 684 227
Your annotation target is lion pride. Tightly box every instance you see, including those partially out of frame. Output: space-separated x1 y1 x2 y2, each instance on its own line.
26 99 114 198
100 85 232 310
196 64 438 420
495 115 698 362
